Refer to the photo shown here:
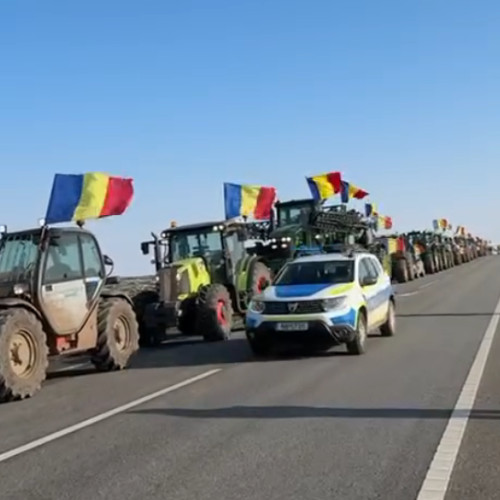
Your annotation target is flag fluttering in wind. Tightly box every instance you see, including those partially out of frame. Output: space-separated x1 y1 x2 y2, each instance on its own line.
45 172 134 224
306 171 342 201
364 202 378 217
224 182 276 220
340 180 369 203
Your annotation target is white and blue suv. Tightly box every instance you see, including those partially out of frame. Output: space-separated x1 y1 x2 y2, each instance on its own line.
245 251 396 356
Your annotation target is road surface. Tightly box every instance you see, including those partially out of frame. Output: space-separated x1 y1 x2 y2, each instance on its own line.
0 257 499 500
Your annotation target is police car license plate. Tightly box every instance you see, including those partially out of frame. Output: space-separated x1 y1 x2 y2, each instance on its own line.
276 322 308 331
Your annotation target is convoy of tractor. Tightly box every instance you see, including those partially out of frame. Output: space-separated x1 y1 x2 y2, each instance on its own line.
135 198 492 348
0 174 493 404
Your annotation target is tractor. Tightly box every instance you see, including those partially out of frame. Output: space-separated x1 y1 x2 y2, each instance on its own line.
139 219 272 345
0 224 139 403
379 234 425 283
249 198 392 277
406 231 442 274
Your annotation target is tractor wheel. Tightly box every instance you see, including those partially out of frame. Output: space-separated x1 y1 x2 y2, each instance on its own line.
92 298 140 371
132 290 159 347
423 254 434 274
0 308 48 402
249 261 272 295
178 296 197 335
405 257 415 281
394 259 408 283
196 284 234 342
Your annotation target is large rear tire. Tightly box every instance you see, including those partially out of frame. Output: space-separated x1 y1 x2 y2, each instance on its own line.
132 290 159 347
394 259 408 283
92 298 140 371
0 308 48 403
196 284 234 341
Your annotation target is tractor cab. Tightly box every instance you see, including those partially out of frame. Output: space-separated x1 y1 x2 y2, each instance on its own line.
0 224 139 402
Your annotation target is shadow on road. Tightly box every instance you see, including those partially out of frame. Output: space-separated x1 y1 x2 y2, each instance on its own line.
47 338 358 379
397 313 499 318
128 405 500 420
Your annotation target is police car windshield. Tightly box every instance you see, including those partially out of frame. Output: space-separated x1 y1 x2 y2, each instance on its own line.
274 260 354 286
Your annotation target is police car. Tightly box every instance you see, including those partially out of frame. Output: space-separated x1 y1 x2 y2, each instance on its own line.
245 251 395 356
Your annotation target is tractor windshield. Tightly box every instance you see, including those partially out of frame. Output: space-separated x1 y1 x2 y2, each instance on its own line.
0 233 39 282
169 230 223 262
277 203 313 227
274 259 355 286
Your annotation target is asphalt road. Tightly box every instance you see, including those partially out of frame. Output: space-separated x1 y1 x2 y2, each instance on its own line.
0 257 499 500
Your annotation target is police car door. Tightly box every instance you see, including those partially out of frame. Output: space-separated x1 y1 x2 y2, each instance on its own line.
358 257 379 329
365 256 390 326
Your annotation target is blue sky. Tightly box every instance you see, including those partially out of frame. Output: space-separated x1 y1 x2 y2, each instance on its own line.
1 0 499 274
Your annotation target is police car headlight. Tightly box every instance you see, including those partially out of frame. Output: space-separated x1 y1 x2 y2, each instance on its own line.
321 296 347 311
249 299 265 313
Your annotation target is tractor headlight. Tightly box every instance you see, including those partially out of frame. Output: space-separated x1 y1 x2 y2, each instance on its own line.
249 299 265 313
321 296 347 311
13 283 28 295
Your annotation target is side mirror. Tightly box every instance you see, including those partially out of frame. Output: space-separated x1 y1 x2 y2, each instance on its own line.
361 275 377 287
140 242 150 255
103 255 113 266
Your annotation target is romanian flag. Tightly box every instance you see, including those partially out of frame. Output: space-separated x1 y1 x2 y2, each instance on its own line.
365 202 378 217
439 218 448 229
340 180 369 203
379 215 392 230
432 219 439 230
45 172 134 224
306 171 342 201
224 182 276 220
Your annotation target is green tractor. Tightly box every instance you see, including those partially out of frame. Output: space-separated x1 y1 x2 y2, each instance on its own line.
138 219 272 345
249 198 392 277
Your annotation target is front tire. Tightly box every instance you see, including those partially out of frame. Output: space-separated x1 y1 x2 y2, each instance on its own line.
0 309 48 402
380 300 396 337
196 284 234 341
92 298 140 371
346 310 367 355
178 296 197 335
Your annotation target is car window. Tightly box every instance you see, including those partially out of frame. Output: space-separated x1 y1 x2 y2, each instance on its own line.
365 257 381 278
80 233 104 278
357 258 371 284
44 233 83 284
275 259 354 285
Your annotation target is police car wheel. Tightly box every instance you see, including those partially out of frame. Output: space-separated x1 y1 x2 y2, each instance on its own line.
380 300 396 337
346 311 367 355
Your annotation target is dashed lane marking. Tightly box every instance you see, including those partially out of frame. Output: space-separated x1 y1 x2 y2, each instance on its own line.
0 368 222 464
416 292 500 500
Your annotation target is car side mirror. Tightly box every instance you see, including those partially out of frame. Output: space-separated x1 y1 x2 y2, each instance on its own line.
103 255 113 266
141 242 150 255
361 276 377 287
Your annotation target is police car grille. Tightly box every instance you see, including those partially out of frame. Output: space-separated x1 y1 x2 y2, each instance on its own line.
263 301 324 314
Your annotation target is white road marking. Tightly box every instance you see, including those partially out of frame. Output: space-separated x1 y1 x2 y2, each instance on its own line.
416 293 500 500
418 280 437 290
0 368 222 464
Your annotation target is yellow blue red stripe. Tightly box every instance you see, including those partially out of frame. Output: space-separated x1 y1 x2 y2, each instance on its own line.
340 180 369 203
224 182 276 219
306 171 342 201
45 172 134 224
